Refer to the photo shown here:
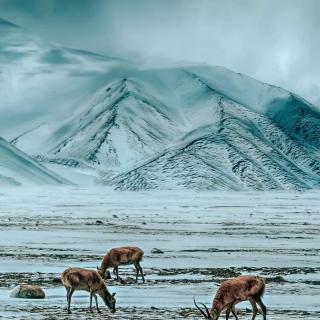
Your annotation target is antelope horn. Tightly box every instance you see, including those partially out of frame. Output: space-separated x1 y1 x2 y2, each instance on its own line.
193 297 209 318
200 302 212 319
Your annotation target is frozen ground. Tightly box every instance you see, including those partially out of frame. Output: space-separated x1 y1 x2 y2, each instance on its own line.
0 187 319 319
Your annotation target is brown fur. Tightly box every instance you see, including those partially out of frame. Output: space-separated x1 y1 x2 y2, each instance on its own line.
61 267 116 314
97 246 145 283
195 275 267 320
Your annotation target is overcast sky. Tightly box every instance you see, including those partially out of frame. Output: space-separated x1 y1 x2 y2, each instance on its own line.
1 0 320 105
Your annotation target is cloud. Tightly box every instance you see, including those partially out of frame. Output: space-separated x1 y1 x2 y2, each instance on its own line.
0 0 320 105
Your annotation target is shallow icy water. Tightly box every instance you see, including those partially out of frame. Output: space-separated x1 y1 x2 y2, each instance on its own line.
0 187 320 319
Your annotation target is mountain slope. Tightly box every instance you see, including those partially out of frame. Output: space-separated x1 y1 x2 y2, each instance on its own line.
0 138 69 186
112 91 320 191
45 78 179 169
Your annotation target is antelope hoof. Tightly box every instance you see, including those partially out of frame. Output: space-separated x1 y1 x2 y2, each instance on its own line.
97 309 101 313
119 277 125 284
67 310 72 314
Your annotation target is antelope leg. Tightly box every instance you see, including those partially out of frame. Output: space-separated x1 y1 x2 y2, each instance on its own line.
89 291 93 312
138 263 145 283
249 298 258 320
93 293 100 313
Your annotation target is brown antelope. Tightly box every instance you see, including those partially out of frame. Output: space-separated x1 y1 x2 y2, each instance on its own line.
194 275 266 320
97 246 145 283
61 267 116 314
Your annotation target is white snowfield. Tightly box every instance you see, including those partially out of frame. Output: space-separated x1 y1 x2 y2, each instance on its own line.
1 17 320 191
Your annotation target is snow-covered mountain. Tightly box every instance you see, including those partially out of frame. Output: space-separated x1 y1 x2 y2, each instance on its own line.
1 18 320 190
12 66 320 191
0 137 69 186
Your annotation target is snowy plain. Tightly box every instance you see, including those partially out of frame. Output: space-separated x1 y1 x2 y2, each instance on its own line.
0 187 319 319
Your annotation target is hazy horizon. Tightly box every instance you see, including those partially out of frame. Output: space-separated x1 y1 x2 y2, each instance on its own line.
1 0 320 106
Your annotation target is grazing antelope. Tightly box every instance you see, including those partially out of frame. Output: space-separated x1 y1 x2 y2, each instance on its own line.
194 275 266 320
97 246 145 283
61 267 116 314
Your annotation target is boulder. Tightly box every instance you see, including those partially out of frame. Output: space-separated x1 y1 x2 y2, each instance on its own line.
10 284 45 299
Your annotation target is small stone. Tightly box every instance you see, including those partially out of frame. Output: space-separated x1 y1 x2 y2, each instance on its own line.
95 220 104 225
10 284 45 299
151 248 164 254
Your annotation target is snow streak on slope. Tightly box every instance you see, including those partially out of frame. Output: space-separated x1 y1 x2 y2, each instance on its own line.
0 138 69 186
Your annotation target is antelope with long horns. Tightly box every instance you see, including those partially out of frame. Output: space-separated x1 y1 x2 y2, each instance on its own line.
194 275 267 320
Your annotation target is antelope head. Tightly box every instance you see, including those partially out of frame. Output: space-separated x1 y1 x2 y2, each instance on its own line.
102 292 116 313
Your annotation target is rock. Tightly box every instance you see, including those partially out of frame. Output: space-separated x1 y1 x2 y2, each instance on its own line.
151 248 164 254
95 220 104 225
10 284 45 299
